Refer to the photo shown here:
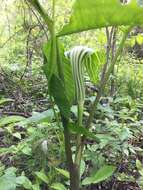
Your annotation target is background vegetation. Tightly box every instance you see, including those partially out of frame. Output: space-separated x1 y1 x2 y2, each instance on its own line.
1 0 143 190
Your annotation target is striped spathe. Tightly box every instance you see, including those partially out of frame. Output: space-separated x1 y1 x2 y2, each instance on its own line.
65 46 94 103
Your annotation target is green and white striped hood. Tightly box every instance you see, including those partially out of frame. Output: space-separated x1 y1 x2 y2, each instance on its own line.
65 46 94 103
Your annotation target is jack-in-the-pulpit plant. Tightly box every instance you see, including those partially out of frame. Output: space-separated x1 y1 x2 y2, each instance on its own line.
27 0 143 190
65 46 95 187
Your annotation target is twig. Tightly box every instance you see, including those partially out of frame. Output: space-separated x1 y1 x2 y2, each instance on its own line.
110 27 118 96
0 29 23 49
100 27 113 88
25 0 49 39
20 26 33 80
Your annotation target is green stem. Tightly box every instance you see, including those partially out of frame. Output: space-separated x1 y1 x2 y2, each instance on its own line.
62 117 80 190
75 101 84 165
51 1 80 189
27 0 53 34
72 101 84 190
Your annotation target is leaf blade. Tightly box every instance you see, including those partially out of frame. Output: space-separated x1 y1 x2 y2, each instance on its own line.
82 165 116 185
59 0 143 36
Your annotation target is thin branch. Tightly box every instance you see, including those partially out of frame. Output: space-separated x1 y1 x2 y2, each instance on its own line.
25 0 49 40
110 27 118 96
20 27 33 80
100 27 113 85
0 28 23 49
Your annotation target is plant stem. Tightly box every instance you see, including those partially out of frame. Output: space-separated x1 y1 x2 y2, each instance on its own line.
110 27 117 96
73 101 84 189
100 27 112 82
62 117 80 190
51 1 80 189
75 100 84 164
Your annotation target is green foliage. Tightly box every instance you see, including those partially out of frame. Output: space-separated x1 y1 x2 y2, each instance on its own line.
85 51 105 83
1 1 143 190
35 170 49 184
49 75 71 118
117 61 143 98
0 167 31 190
59 0 143 36
63 60 75 105
43 40 58 81
55 168 69 179
0 167 17 190
51 182 67 190
27 0 53 31
136 33 143 45
136 159 143 188
0 111 65 188
43 40 75 117
0 99 14 105
0 116 25 127
68 123 99 142
82 165 116 185
19 109 55 126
